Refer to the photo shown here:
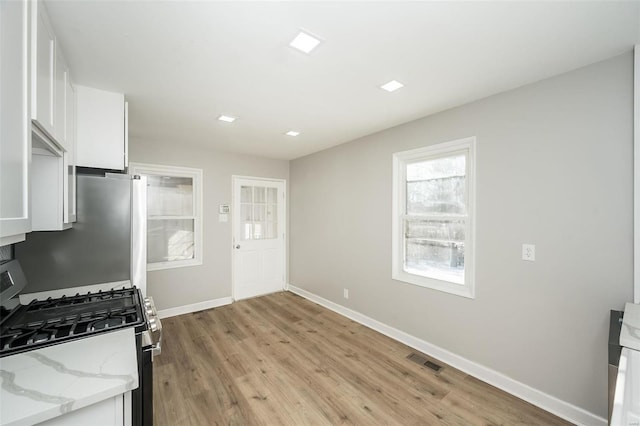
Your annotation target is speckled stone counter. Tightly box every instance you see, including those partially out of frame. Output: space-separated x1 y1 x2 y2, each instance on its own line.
0 328 138 426
621 302 640 350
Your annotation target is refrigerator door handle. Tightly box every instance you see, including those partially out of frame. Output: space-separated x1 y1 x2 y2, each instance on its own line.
131 175 148 296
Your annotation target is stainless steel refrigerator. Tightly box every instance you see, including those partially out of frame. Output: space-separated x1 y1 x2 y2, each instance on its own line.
15 173 147 295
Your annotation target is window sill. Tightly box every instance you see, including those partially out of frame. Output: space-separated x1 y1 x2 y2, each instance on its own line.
392 270 475 299
148 259 203 272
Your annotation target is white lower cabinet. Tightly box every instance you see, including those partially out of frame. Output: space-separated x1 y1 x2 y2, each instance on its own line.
37 392 131 426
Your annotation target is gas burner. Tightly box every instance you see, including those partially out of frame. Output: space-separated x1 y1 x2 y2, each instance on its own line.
32 331 51 344
91 317 124 330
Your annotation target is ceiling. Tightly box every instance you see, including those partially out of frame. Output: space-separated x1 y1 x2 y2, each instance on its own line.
45 1 640 160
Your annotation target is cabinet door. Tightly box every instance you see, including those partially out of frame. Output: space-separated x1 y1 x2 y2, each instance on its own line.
30 148 65 232
37 393 127 426
0 0 31 245
76 85 126 170
54 46 67 150
31 0 55 137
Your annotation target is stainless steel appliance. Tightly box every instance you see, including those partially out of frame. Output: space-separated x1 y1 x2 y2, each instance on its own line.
15 172 147 295
0 259 161 426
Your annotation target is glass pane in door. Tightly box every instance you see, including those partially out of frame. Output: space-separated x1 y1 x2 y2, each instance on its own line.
241 222 252 241
266 204 277 221
267 187 277 203
240 204 252 222
241 186 252 203
239 184 279 240
254 187 266 203
266 222 277 239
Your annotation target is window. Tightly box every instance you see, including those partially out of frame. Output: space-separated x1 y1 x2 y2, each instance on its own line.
392 137 476 298
129 163 203 271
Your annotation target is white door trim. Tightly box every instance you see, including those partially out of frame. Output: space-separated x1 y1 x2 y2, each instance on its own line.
231 175 287 301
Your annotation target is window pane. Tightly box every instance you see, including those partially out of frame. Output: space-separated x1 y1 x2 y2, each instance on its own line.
241 203 252 221
147 175 193 217
404 219 465 284
266 204 277 221
266 222 277 239
241 186 252 203
254 222 265 239
254 186 266 203
148 219 194 263
254 205 266 222
241 222 252 241
407 154 465 181
406 154 466 215
267 187 277 203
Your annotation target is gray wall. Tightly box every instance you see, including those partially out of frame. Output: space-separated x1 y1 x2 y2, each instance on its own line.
129 139 289 311
289 52 634 417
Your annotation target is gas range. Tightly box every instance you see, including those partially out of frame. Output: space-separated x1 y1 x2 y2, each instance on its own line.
0 287 146 357
0 259 161 426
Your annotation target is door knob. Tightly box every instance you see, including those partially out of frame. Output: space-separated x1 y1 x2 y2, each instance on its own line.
235 245 241 249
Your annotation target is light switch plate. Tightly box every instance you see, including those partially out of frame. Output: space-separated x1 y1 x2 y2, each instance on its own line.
522 244 535 261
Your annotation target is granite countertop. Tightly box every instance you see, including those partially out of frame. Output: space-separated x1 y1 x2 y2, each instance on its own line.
0 328 138 426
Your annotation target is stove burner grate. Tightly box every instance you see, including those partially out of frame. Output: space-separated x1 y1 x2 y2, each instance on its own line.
0 287 145 357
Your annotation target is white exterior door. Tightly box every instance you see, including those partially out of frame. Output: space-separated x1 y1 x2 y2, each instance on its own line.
232 177 285 300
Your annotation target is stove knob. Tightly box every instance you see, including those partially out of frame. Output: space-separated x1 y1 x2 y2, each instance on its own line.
148 317 159 332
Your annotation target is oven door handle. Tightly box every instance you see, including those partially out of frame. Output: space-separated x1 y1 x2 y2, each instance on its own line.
141 329 162 358
149 339 161 357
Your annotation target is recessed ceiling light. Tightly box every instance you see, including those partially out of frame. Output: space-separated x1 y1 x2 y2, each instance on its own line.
285 131 300 137
218 115 236 123
380 80 404 92
289 31 321 54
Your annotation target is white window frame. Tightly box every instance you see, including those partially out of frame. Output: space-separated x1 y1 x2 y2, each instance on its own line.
129 162 203 271
392 137 476 299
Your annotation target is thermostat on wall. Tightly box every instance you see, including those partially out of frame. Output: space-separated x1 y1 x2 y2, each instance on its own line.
219 204 230 214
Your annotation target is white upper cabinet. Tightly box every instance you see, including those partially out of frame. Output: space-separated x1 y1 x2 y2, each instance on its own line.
0 0 32 246
76 85 128 170
28 0 76 232
31 0 55 139
30 0 72 153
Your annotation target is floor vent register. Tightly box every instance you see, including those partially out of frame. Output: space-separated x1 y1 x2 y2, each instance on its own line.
407 352 443 372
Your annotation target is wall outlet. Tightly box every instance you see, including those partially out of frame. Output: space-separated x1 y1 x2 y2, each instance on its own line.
522 244 535 261
343 288 349 299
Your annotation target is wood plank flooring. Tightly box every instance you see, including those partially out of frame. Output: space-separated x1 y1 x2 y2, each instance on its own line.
153 292 572 425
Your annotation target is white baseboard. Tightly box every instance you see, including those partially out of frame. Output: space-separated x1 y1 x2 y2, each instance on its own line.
157 296 233 319
287 284 605 426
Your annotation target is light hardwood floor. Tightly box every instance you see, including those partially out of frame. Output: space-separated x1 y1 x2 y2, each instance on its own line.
153 292 572 425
